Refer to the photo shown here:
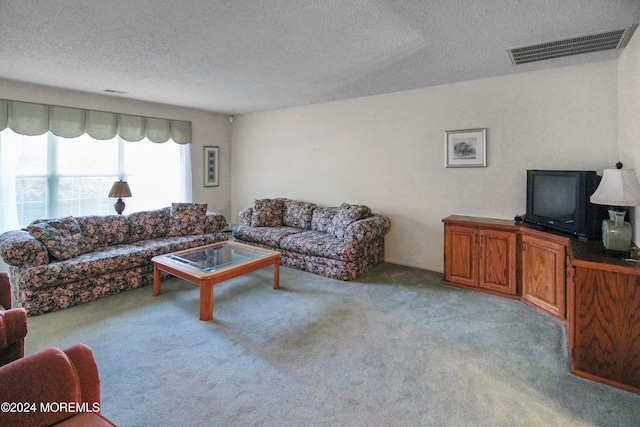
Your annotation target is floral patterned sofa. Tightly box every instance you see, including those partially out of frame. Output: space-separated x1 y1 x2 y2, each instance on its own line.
233 199 390 280
0 203 228 316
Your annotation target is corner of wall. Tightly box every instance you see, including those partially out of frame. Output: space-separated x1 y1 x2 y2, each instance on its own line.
618 30 640 245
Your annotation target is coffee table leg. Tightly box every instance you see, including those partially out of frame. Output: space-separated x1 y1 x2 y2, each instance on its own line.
153 263 161 296
200 283 213 321
273 261 280 290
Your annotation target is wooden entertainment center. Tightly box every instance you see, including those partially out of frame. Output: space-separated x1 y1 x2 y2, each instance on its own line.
443 215 640 395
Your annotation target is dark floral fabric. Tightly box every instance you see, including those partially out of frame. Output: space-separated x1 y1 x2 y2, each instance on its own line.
327 203 372 240
128 208 170 242
251 198 285 227
77 214 130 249
205 211 227 234
343 215 391 244
27 217 92 261
238 207 253 226
0 207 229 316
234 198 390 281
13 244 152 289
282 200 316 229
12 265 154 316
311 207 339 233
167 203 208 237
0 230 49 267
131 233 227 258
279 231 357 261
279 251 357 281
233 225 303 247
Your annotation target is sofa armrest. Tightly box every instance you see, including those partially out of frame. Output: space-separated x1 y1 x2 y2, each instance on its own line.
205 211 227 234
0 230 49 267
0 344 102 427
63 343 101 407
238 207 253 226
343 215 391 244
0 272 11 309
0 307 27 348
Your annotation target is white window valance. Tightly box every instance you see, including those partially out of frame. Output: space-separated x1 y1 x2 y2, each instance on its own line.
0 99 191 144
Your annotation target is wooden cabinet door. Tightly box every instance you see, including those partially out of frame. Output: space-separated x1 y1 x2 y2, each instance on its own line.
572 267 640 392
444 225 478 287
521 235 566 319
479 229 517 295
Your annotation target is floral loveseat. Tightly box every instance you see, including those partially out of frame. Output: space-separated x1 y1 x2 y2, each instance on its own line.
233 199 390 280
0 203 227 316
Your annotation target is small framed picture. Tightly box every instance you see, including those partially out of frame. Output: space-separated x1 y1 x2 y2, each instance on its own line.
445 128 487 168
204 146 219 187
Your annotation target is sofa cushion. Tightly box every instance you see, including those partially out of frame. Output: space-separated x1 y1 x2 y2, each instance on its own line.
12 244 152 289
128 208 170 242
0 230 50 267
233 225 303 247
77 215 130 249
167 203 208 237
131 233 228 257
282 200 316 229
327 203 372 240
279 230 358 261
311 207 339 233
251 198 284 227
27 217 92 261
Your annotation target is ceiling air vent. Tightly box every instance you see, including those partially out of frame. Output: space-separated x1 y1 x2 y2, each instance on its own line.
508 24 638 65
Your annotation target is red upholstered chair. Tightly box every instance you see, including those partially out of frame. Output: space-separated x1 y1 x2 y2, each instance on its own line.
0 343 117 426
0 271 27 366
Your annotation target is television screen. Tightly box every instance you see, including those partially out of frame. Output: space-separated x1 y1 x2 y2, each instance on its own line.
525 170 604 239
531 175 578 224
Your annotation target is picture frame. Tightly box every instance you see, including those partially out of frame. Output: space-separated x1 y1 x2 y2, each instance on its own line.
445 128 487 168
204 146 219 187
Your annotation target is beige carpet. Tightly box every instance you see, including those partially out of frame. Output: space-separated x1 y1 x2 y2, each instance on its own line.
25 263 640 427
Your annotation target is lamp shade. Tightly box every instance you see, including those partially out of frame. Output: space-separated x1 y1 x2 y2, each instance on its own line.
590 168 640 207
108 181 132 198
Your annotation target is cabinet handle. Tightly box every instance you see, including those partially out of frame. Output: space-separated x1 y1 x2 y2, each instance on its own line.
521 241 526 251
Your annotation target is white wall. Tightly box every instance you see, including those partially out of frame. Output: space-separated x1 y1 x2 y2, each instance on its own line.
0 80 232 217
618 31 640 240
231 61 619 272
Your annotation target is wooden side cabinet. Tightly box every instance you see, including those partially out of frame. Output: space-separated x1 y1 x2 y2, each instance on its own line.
444 222 517 296
443 215 640 394
520 235 566 320
569 260 640 394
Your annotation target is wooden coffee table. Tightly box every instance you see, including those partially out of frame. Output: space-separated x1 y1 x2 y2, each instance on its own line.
152 241 281 320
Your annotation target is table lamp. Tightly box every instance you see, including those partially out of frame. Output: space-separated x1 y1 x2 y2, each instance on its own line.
590 162 640 254
108 180 132 215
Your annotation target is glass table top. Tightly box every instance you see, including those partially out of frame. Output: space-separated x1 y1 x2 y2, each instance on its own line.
165 243 271 273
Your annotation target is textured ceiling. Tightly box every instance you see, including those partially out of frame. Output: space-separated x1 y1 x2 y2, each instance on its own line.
0 0 638 114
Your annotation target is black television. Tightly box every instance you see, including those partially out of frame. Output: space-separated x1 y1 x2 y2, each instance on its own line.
524 170 607 239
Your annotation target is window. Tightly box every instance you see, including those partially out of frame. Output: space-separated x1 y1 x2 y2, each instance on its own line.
0 129 190 233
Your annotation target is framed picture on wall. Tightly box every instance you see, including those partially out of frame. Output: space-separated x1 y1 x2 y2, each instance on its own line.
204 146 219 187
445 128 487 168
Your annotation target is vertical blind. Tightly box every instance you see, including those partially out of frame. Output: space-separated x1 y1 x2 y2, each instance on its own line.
0 99 192 144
